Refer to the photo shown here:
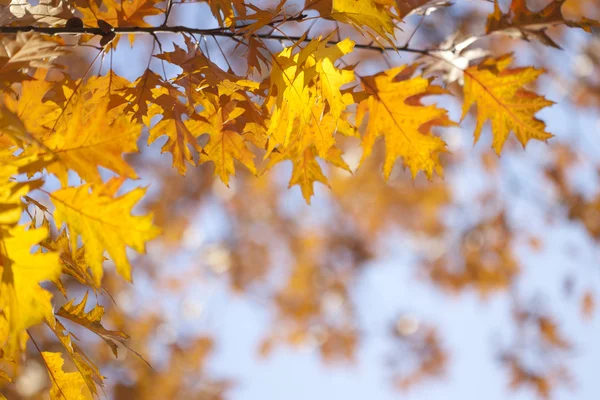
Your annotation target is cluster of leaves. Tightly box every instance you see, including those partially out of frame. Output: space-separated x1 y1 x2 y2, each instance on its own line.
0 0 598 398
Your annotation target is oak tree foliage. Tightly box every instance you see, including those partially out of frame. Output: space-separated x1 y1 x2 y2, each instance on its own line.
0 0 599 398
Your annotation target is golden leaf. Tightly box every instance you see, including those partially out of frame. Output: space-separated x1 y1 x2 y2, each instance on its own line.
45 96 140 186
75 0 163 45
51 180 160 285
57 292 130 357
41 351 91 400
307 0 396 45
2 71 60 141
0 225 61 354
41 228 97 290
47 319 104 397
148 109 203 175
267 37 355 156
358 65 454 180
0 154 45 225
462 54 554 154
196 97 257 185
266 137 350 204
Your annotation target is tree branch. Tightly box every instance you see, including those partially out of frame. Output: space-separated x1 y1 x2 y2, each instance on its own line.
0 24 429 54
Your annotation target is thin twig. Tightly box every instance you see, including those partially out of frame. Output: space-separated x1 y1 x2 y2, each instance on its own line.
163 0 174 26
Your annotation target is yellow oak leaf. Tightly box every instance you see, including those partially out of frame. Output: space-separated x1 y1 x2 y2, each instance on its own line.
41 228 97 290
0 179 31 226
302 38 356 128
77 0 162 26
217 79 260 97
57 292 130 358
48 319 104 397
266 138 350 204
302 109 358 159
462 54 554 153
0 225 61 354
41 352 91 400
283 146 327 204
45 96 140 186
2 72 60 141
148 109 204 175
0 153 47 225
267 37 355 156
117 0 165 26
196 97 257 185
0 108 29 149
307 0 396 45
358 65 454 180
50 181 160 285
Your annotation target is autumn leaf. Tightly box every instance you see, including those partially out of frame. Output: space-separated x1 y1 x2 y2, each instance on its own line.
155 35 243 94
4 0 75 26
267 37 355 156
205 0 246 27
148 107 204 175
234 1 286 38
41 351 91 400
274 145 328 204
47 319 104 397
486 0 600 47
245 36 270 74
41 228 97 291
358 65 454 180
0 225 61 354
0 154 46 225
538 316 570 350
581 291 595 319
57 292 130 357
2 71 61 140
266 136 350 204
462 54 554 154
0 32 64 89
75 0 164 45
119 69 166 122
45 95 141 186
51 180 161 285
395 0 450 18
307 0 396 45
197 98 257 185
116 0 165 26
